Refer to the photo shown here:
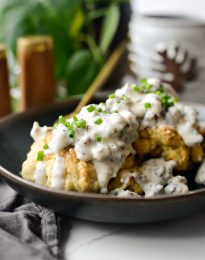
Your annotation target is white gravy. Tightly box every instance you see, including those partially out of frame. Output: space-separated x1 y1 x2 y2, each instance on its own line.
30 78 202 195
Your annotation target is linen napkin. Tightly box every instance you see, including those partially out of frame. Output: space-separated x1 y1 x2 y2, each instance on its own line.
0 179 60 260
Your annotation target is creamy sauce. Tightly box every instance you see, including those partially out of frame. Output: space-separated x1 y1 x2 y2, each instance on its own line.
164 176 188 194
139 159 176 186
49 124 68 153
115 158 181 197
110 188 141 197
106 80 202 146
166 104 203 146
31 122 50 141
51 154 66 189
75 108 138 193
34 161 46 185
30 78 201 195
143 183 163 197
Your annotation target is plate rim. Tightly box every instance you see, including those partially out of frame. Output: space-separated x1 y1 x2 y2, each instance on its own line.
1 163 205 202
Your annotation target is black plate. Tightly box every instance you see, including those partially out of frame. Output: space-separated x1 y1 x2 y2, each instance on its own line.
1 96 205 224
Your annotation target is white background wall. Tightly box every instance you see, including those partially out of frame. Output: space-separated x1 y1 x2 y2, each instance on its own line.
132 0 205 20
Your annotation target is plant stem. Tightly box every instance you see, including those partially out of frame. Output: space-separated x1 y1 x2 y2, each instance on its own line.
78 33 103 63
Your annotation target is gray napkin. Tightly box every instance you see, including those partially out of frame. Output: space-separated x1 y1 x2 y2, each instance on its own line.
0 180 60 260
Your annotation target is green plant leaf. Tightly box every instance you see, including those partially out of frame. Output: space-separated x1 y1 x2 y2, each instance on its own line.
66 49 103 95
99 4 120 54
69 7 85 38
0 0 83 80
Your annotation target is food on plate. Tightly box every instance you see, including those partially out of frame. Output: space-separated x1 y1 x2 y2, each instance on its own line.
21 78 205 197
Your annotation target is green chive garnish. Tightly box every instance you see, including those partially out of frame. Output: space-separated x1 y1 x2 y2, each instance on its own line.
94 118 103 125
102 110 108 114
97 108 103 112
87 105 95 112
73 115 78 122
114 110 118 113
144 102 152 109
58 115 70 127
57 115 76 136
160 94 176 108
59 115 66 124
121 95 128 101
96 136 102 142
109 93 116 99
43 144 49 150
133 86 140 92
37 151 44 161
140 78 147 84
68 129 75 138
156 90 162 96
167 101 174 108
76 119 86 129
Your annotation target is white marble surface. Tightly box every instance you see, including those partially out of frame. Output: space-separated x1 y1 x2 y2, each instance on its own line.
62 210 205 260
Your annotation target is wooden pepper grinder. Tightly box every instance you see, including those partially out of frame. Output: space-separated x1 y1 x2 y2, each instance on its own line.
0 44 11 117
17 36 56 111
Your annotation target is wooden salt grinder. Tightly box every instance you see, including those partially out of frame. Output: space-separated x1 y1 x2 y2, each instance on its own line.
0 45 11 117
17 36 56 110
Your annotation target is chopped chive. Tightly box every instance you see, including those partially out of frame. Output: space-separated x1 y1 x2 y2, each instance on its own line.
109 93 116 99
140 78 147 84
68 129 75 138
37 151 44 161
144 102 152 109
76 119 86 129
113 110 118 113
87 105 95 113
163 95 171 100
43 144 49 150
167 101 174 108
97 108 103 112
161 96 170 104
58 115 66 124
156 90 162 96
73 115 78 122
96 136 102 142
133 86 140 92
159 94 177 108
174 97 179 103
121 95 129 101
102 110 108 114
58 115 70 127
117 100 121 104
94 118 103 125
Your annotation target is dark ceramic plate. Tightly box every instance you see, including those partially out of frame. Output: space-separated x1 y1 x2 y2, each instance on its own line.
1 95 205 224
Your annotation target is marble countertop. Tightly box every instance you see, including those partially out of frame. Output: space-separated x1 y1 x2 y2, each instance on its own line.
62 209 205 260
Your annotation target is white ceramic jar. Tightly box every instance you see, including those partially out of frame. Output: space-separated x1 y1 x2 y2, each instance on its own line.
128 14 205 102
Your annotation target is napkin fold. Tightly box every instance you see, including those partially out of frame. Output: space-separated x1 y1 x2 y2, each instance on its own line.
0 179 60 260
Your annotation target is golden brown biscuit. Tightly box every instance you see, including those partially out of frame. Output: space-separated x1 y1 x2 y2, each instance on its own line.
21 124 204 193
108 168 143 194
133 126 204 171
21 135 141 193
